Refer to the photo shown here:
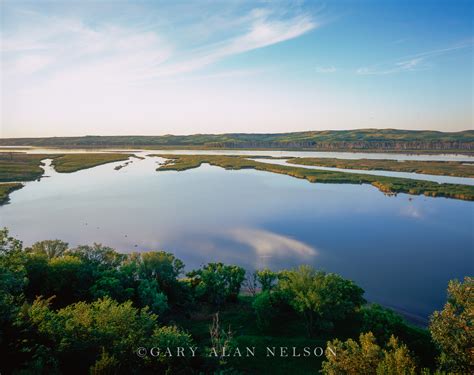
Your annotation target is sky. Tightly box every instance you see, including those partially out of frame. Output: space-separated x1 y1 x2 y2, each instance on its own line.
1 0 473 138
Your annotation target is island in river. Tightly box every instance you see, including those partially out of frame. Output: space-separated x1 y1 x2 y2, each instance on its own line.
285 157 474 178
154 154 474 201
0 152 132 204
1 151 474 205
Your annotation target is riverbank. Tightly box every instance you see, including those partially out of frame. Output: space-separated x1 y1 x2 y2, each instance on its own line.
285 157 474 178
51 153 132 173
155 154 474 201
0 153 133 204
0 183 24 205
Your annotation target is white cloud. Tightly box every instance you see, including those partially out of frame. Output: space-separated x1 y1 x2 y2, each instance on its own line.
1 5 320 136
315 65 336 73
357 40 473 75
146 14 316 79
2 7 316 85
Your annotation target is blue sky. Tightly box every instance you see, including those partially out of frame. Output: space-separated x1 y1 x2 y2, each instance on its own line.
1 0 472 137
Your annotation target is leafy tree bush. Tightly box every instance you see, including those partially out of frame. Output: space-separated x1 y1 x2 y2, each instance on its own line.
139 251 184 288
278 265 365 336
360 304 406 343
147 325 194 372
256 268 278 292
321 332 417 375
0 228 27 369
252 290 291 331
27 240 69 260
89 270 134 302
252 291 276 330
47 255 93 306
16 296 191 374
90 349 119 375
360 304 437 369
137 279 168 315
187 263 245 306
429 277 473 373
68 243 126 268
24 252 49 299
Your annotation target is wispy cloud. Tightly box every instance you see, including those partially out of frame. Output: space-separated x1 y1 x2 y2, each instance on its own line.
357 40 473 75
315 65 336 73
146 13 316 79
2 5 317 87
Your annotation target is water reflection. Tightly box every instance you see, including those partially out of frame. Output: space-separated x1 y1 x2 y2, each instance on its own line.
0 154 472 324
252 158 474 186
227 227 317 268
2 146 474 161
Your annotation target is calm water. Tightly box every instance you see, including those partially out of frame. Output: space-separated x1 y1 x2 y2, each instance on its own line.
252 158 474 185
2 146 474 161
1 153 473 324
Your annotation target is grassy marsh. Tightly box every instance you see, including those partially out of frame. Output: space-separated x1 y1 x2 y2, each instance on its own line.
286 157 474 178
0 153 53 182
155 154 474 201
0 152 132 204
0 183 24 204
51 153 132 173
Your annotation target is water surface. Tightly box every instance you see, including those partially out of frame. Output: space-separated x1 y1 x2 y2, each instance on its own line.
252 158 474 186
0 154 472 324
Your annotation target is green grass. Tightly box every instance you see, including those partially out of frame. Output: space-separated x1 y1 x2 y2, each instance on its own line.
0 183 24 204
154 154 474 201
0 152 132 205
287 157 474 178
0 153 54 182
51 153 132 173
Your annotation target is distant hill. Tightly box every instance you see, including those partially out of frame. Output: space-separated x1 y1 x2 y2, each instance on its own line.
1 129 473 152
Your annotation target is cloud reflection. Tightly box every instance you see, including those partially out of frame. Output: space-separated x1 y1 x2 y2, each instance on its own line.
228 227 318 259
400 205 423 219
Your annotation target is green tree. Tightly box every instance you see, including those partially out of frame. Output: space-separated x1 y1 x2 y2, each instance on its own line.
278 265 365 336
47 255 93 306
0 227 23 256
89 349 119 375
360 304 405 344
377 336 417 375
137 279 168 315
321 332 416 375
27 240 69 260
361 304 437 369
19 296 158 373
89 270 134 302
146 325 194 372
0 228 26 372
24 252 50 300
69 243 125 268
256 268 277 292
139 251 184 288
252 291 277 330
429 277 473 373
188 263 245 306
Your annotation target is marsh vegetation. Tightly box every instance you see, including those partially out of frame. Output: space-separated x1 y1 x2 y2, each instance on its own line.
0 153 132 203
155 154 474 201
287 157 474 178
